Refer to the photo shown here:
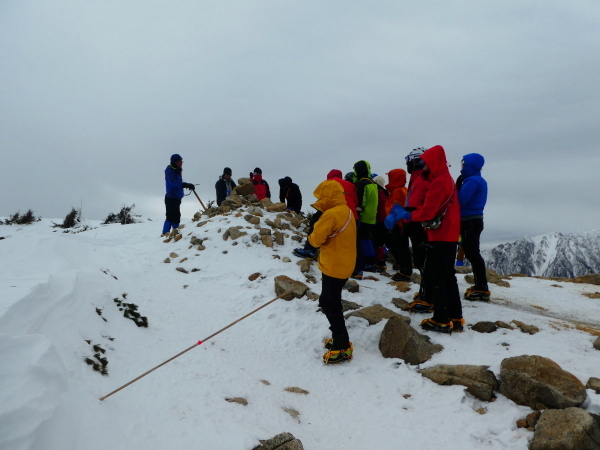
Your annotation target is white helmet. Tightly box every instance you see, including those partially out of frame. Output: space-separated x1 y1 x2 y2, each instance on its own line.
405 147 426 162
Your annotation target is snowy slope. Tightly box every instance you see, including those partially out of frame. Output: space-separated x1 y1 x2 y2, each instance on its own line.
483 230 600 277
1 214 600 450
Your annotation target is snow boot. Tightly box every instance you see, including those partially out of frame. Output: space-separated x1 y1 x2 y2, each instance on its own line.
408 299 434 313
323 343 353 365
464 288 491 302
293 247 316 259
450 318 465 332
391 272 411 282
351 271 363 280
420 318 453 334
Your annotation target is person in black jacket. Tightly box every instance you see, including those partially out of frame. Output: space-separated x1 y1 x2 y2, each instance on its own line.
215 167 237 206
278 176 302 213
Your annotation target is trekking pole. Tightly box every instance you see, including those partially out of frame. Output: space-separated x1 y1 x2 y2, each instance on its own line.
99 290 292 401
192 188 207 211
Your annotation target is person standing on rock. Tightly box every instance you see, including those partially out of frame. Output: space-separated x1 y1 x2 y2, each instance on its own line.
215 167 237 206
278 176 302 213
457 153 490 301
383 169 412 280
163 154 195 235
250 168 271 201
352 160 379 278
385 145 463 334
308 179 357 364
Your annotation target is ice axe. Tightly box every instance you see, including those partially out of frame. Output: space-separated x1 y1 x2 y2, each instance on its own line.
191 185 207 211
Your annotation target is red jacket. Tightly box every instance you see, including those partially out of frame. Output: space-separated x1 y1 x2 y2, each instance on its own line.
411 145 460 242
385 169 407 227
376 187 388 223
327 170 359 220
251 174 270 201
406 169 429 208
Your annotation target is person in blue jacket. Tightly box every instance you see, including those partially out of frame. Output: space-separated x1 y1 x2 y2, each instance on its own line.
457 153 489 301
163 154 195 235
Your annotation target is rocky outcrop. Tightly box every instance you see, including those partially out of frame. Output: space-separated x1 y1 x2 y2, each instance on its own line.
253 432 304 450
274 276 308 300
345 304 410 326
499 355 587 409
530 408 600 450
379 316 443 365
418 365 499 401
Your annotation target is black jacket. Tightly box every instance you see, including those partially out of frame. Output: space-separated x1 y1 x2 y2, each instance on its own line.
215 177 237 206
278 177 302 213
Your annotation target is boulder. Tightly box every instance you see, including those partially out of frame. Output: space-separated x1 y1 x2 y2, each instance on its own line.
267 202 288 213
530 408 600 450
418 365 499 401
343 280 360 293
261 235 273 247
594 337 600 350
253 432 304 450
218 205 231 213
587 377 600 394
512 320 540 335
274 275 308 300
471 322 498 333
247 194 259 203
392 298 410 311
273 231 284 245
290 217 303 228
345 304 410 326
245 214 261 225
169 252 179 258
163 258 170 263
237 177 252 185
228 227 241 240
341 300 363 312
221 195 243 208
499 355 587 409
234 183 255 196
379 316 443 365
259 198 274 209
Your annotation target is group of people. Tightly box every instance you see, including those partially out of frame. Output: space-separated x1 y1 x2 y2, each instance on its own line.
162 147 489 365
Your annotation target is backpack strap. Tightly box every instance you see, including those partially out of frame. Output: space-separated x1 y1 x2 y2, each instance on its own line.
328 209 353 238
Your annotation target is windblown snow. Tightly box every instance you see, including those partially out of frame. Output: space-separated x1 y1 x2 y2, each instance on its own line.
1 213 600 450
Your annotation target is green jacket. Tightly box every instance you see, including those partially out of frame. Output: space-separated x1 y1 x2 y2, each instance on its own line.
353 160 378 225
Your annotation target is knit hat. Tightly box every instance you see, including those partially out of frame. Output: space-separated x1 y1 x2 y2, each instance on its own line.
253 167 262 175
170 154 183 165
223 167 232 176
373 175 386 189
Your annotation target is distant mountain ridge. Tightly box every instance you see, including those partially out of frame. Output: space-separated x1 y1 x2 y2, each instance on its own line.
482 230 600 277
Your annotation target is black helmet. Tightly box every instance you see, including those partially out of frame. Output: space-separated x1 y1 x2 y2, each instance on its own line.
405 147 426 174
344 172 355 182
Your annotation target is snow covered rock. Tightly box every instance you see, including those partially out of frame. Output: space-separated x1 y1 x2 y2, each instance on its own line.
379 316 443 365
345 304 410 326
499 355 586 409
471 321 499 333
274 275 308 300
530 408 600 450
417 365 499 402
253 432 304 450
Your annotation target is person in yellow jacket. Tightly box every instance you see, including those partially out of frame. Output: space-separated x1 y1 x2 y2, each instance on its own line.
308 180 357 364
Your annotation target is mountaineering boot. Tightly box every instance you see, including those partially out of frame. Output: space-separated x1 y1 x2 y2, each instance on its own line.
450 318 465 332
391 272 411 282
323 338 335 350
408 299 434 313
323 342 354 365
375 262 387 272
464 288 491 302
351 271 363 280
293 247 316 260
420 318 453 334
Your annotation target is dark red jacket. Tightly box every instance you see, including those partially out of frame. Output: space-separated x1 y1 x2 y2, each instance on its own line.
327 170 359 220
251 174 271 201
411 145 460 242
406 169 429 208
376 186 388 223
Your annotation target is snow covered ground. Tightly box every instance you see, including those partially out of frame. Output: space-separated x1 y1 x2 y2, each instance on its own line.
1 212 600 450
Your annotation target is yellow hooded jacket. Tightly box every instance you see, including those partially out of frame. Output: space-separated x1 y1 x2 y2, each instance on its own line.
308 180 357 280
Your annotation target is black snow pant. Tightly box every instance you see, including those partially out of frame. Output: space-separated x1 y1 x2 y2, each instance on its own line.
319 274 350 350
303 210 323 251
404 222 429 300
386 226 412 276
460 218 488 290
423 241 462 324
165 196 182 224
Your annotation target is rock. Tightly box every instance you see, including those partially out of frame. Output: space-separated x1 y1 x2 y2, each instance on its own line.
291 235 302 243
282 257 291 263
290 217 302 228
174 234 182 242
227 227 241 239
471 321 499 333
221 195 243 208
197 245 206 251
572 273 600 285
225 397 248 406
248 272 261 281
379 316 443 365
222 229 230 240
594 337 600 350
296 259 310 273
516 419 529 429
512 320 540 335
253 432 304 450
164 258 171 263
274 275 309 300
341 299 363 312
527 410 541 428
265 218 280 229
284 387 309 395
495 321 515 330
169 252 179 258
234 183 255 196
261 235 273 247
259 198 274 209
273 231 284 245
343 280 360 293
305 290 319 301
392 298 410 311
283 407 300 421
237 177 252 186
247 206 263 216
267 202 288 213
259 228 272 235
260 379 270 385
530 408 600 450
499 355 587 409
176 267 189 274
410 272 422 284
244 214 261 225
587 377 600 394
345 304 411 326
417 365 499 401
304 275 317 284
218 205 231 213
193 212 202 219
196 220 208 228
388 281 411 292
465 268 510 287
454 266 473 274
247 194 259 203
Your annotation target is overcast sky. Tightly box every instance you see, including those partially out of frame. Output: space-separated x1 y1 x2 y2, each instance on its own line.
1 0 599 247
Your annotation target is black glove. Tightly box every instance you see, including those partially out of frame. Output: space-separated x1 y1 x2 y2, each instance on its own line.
182 182 195 190
456 175 463 191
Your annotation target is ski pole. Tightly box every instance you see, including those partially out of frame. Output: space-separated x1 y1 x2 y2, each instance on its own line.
99 289 293 401
192 187 207 211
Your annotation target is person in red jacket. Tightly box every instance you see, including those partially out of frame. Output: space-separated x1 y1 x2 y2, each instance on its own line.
372 175 390 272
385 145 463 334
383 169 412 281
250 168 271 201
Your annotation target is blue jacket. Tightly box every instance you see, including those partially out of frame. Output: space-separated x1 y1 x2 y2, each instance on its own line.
458 153 487 218
165 165 184 199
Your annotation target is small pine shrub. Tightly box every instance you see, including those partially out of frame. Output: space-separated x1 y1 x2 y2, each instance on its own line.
2 209 41 225
53 207 81 229
102 204 141 225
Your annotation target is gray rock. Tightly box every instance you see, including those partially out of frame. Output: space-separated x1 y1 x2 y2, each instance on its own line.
234 183 255 196
305 290 319 301
512 320 540 335
471 321 499 333
587 377 600 394
291 235 303 243
296 259 311 273
530 408 600 450
273 231 284 245
228 226 241 240
253 432 304 450
499 355 587 409
282 257 291 263
379 316 443 365
261 235 273 248
259 198 274 209
345 304 410 326
392 298 410 311
341 299 363 312
267 202 288 213
259 228 272 235
343 280 360 293
221 195 243 208
594 336 600 350
418 365 499 401
495 321 515 330
244 214 261 225
274 275 308 300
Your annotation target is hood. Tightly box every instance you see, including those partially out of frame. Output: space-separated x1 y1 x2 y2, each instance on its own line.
327 169 343 180
278 176 292 188
385 169 407 192
421 145 449 179
460 153 485 178
252 174 263 183
313 180 346 212
353 160 372 180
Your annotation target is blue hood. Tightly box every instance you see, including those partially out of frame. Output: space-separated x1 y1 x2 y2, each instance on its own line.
461 153 485 178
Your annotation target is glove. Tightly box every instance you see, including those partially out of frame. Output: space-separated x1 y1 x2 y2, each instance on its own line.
456 175 463 191
384 204 411 230
182 183 195 190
